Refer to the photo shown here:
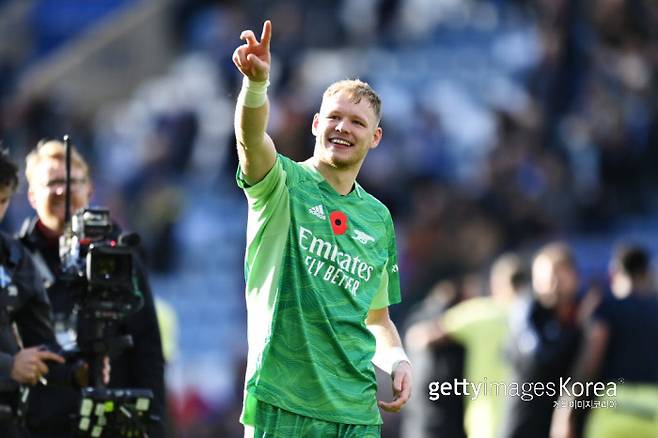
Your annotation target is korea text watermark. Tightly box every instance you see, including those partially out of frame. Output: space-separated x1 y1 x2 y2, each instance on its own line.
428 377 619 408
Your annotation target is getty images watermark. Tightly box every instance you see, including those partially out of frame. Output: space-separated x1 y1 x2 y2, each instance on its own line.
428 378 619 409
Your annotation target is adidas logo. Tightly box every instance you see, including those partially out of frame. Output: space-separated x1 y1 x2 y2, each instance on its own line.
308 204 326 220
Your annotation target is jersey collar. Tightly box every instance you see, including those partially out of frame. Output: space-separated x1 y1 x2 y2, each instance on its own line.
301 160 363 199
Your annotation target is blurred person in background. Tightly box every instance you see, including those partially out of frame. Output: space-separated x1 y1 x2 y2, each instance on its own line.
17 140 166 438
559 244 658 438
401 278 467 438
502 242 583 438
0 149 84 437
406 252 527 438
233 20 411 438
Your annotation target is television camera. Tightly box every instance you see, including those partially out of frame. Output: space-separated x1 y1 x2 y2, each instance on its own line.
56 136 155 437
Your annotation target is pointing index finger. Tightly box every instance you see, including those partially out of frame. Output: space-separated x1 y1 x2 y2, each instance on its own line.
261 20 272 50
38 351 65 364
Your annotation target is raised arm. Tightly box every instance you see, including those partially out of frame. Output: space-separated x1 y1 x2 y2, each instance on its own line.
233 20 277 185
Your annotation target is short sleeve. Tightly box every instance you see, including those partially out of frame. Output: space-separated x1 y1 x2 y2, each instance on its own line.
369 217 401 310
237 157 286 206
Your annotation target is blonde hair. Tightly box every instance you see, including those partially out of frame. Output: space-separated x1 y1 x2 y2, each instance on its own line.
491 253 528 297
25 139 90 186
322 79 382 123
534 242 575 268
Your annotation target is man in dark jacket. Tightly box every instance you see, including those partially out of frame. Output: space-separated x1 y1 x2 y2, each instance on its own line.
574 244 658 438
0 149 68 437
18 140 166 437
502 242 582 438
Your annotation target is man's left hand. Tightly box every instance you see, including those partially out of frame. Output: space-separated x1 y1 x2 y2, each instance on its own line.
378 360 412 413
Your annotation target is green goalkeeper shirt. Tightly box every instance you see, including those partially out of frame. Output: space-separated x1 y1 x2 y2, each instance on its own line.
237 155 402 426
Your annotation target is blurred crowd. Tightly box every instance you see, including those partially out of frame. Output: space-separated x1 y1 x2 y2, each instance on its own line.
2 0 658 436
402 241 658 438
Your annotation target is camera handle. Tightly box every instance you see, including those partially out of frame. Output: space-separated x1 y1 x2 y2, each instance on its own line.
83 319 133 388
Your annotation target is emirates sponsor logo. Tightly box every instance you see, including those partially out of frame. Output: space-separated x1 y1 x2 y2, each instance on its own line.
299 226 375 295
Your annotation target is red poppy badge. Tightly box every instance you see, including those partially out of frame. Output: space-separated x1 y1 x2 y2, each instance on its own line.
329 211 348 235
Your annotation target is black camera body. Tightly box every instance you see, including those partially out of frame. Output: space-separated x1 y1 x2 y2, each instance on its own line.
60 208 141 321
59 207 155 436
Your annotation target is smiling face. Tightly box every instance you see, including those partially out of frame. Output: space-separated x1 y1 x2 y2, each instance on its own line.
26 140 93 234
28 157 92 235
311 88 382 170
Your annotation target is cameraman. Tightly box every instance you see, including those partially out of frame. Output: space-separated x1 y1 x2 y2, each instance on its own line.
0 149 68 437
18 140 166 438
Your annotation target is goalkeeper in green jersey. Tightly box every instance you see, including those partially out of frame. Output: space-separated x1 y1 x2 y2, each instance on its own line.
232 20 413 438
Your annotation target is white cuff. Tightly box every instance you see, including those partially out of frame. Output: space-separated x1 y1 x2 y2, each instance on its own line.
374 346 411 375
238 76 269 108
